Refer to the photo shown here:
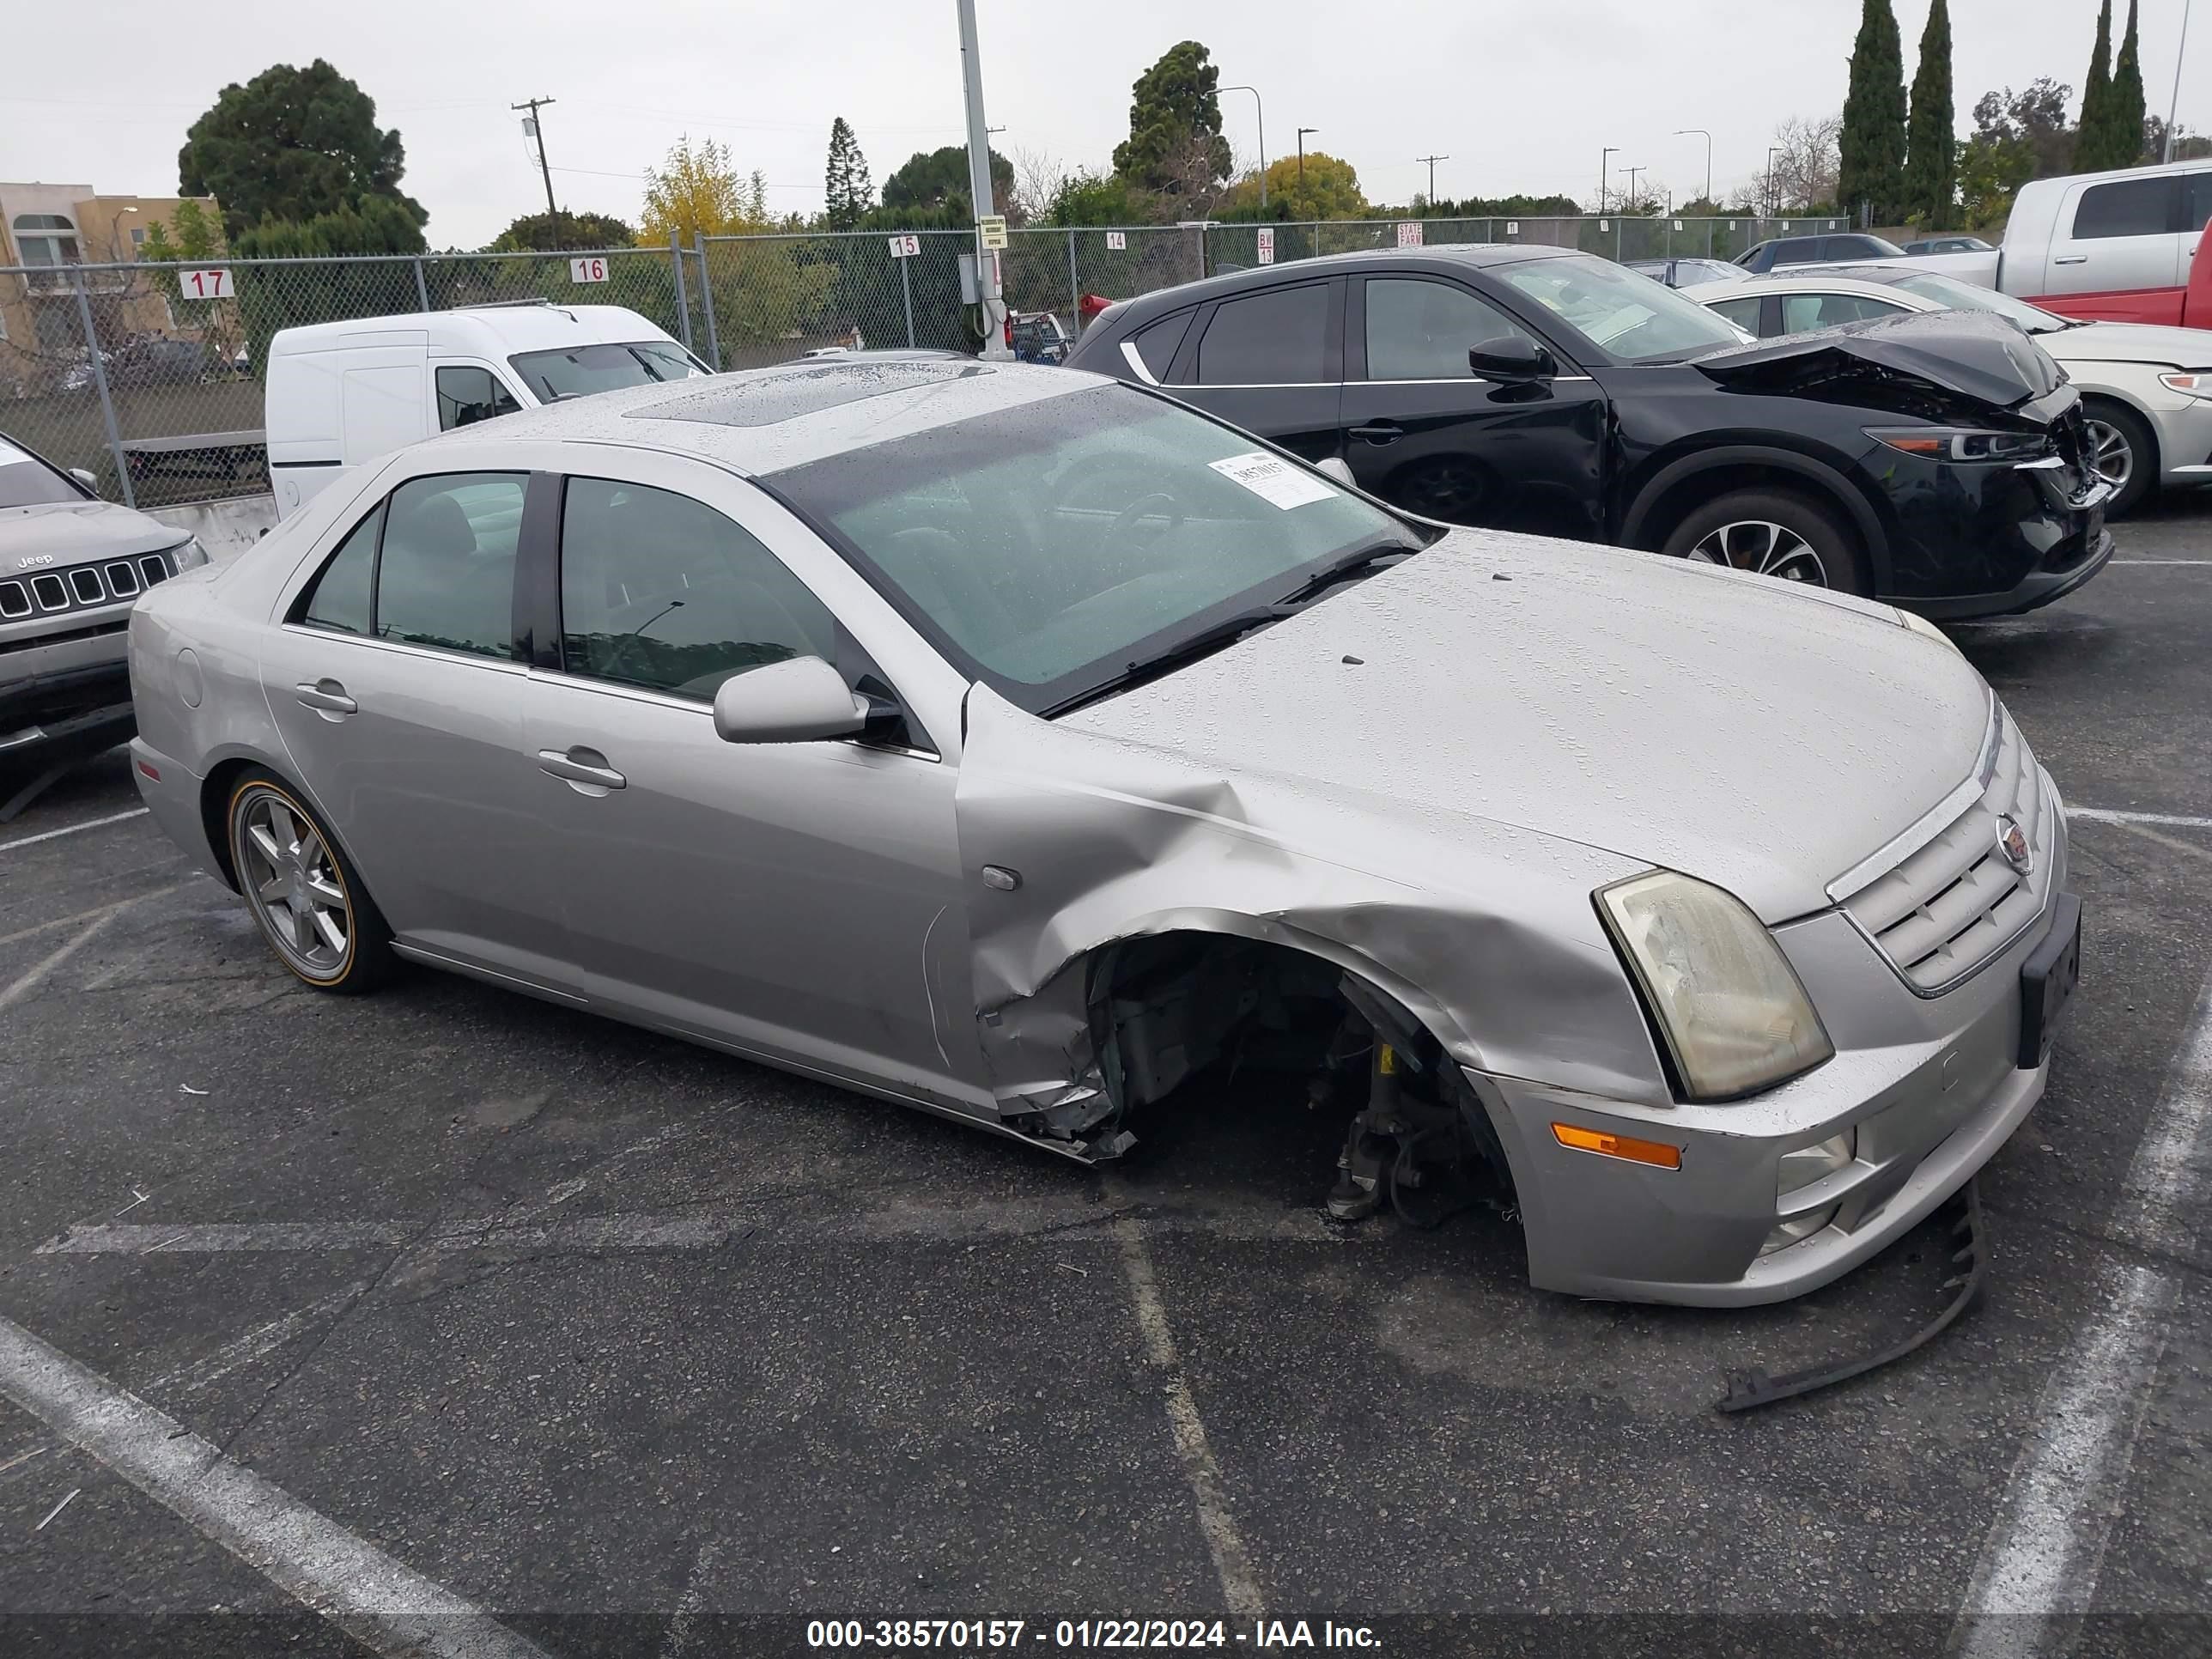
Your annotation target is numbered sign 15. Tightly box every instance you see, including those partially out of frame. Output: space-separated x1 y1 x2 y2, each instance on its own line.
886 234 921 258
568 257 610 284
179 268 233 301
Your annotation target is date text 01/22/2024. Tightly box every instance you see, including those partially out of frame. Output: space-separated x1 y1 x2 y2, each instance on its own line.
805 1620 1382 1649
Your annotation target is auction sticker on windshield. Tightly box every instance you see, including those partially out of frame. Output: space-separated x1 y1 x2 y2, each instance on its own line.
1209 452 1335 509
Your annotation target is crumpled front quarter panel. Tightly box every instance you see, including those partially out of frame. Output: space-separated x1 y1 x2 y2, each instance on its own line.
953 686 1668 1118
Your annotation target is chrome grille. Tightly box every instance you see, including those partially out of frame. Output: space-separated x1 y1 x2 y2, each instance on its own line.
0 580 28 618
1838 706 2054 994
69 566 106 604
0 550 169 624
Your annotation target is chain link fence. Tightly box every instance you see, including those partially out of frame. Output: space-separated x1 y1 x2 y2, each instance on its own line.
2 216 1846 509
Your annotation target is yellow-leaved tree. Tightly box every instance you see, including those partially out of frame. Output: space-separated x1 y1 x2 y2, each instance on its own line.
637 136 771 245
638 134 836 355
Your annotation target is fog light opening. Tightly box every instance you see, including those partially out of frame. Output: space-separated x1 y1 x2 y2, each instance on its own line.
1777 1130 1856 1200
1760 1204 1842 1255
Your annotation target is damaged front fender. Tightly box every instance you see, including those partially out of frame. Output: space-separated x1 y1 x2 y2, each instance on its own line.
952 684 1666 1155
1690 307 2070 425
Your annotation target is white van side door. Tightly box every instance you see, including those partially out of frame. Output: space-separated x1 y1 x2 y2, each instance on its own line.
340 346 434 466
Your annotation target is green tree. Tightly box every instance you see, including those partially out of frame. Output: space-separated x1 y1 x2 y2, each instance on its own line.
1111 41 1233 193
823 118 875 230
2107 0 2148 167
2078 1 2117 166
136 199 245 365
1043 169 1152 227
878 144 1016 222
1219 154 1368 222
1903 0 1957 226
179 60 423 240
490 210 635 252
1958 79 2077 225
224 197 428 370
1838 0 1908 220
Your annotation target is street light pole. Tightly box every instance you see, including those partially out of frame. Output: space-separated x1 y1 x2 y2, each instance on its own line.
1674 129 1712 204
1766 146 1785 218
1599 146 1619 212
955 0 1011 360
2166 0 2195 163
1220 85 1267 207
107 205 139 262
1297 127 1319 197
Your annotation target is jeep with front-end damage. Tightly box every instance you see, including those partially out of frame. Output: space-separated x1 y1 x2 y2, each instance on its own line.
123 359 2080 1322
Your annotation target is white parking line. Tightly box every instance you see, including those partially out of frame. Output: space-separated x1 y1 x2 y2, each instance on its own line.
0 1312 549 1659
0 807 149 853
2109 558 2212 565
2070 808 2212 830
1952 963 2212 1656
0 909 122 1017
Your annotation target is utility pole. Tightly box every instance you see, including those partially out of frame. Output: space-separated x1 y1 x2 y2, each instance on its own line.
1599 145 1619 212
1416 154 1449 204
1673 129 1712 204
2166 0 2195 162
512 97 561 228
1220 85 1267 207
955 0 1010 360
1624 166 1644 212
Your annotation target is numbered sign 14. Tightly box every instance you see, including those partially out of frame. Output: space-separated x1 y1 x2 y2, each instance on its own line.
568 257 610 284
179 268 233 301
1105 230 1127 251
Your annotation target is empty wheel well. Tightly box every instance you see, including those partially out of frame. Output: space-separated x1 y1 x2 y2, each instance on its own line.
1629 460 1863 554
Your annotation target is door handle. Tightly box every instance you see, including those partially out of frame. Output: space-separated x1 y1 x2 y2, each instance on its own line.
2054 255 2089 265
294 679 356 717
537 747 626 791
1348 422 1405 444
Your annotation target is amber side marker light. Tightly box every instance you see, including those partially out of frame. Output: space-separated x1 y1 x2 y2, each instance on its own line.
1552 1121 1682 1170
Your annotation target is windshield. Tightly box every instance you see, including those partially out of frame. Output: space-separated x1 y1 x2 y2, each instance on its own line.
1887 272 2070 333
764 386 1429 714
0 439 85 509
507 339 708 402
1495 255 1746 362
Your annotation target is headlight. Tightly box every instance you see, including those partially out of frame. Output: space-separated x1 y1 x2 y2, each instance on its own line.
1894 606 1960 653
168 537 209 572
1865 426 2051 463
2158 371 2212 399
1595 871 1834 1101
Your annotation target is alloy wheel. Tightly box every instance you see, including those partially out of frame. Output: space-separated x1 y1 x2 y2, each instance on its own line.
1686 520 1831 585
236 789 351 979
2083 418 2135 492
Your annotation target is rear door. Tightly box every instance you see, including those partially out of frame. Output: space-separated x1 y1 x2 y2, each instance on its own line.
2040 173 2188 321
1165 279 1343 461
1336 272 1609 539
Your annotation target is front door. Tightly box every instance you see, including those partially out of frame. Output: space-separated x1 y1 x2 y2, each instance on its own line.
518 467 974 1107
1167 278 1344 463
2040 173 2188 323
260 469 556 975
1338 274 1610 540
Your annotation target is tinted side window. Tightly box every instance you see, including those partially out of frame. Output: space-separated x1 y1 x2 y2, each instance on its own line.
296 504 381 635
1772 239 1825 265
558 477 836 702
1705 295 1765 335
1364 278 1528 380
2073 177 2179 239
374 473 527 659
1779 292 1909 331
2181 169 2212 230
435 366 522 432
1194 284 1329 384
1130 310 1194 380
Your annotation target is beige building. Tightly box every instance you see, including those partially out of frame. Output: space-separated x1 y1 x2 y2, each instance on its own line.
0 182 224 389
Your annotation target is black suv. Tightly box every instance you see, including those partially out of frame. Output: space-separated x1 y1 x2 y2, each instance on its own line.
1735 233 1907 272
1064 246 2114 617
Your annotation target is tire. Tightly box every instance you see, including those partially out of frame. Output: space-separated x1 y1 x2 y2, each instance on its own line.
2081 398 2157 519
225 767 394 994
1660 488 1869 595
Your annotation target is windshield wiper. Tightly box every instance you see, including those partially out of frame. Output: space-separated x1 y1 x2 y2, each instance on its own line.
1048 605 1292 715
1273 537 1419 606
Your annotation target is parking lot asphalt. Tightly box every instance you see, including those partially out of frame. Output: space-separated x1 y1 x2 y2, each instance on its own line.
2 504 2209 1659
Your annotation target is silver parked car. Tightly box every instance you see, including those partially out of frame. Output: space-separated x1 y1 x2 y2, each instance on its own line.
127 362 2081 1307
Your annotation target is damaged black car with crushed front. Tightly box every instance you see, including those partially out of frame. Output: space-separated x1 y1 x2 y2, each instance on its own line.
1066 245 2116 617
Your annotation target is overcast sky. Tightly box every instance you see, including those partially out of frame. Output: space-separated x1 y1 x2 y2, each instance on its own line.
6 0 2200 247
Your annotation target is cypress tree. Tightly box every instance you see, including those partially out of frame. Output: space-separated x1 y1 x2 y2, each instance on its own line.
2078 0 2115 168
2110 0 2148 166
823 117 873 230
1904 0 1956 227
1838 0 1908 222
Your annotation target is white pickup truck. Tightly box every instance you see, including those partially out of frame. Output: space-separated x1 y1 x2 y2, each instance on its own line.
1862 156 2212 326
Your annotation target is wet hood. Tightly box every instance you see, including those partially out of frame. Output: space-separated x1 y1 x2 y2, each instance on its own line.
1060 530 1993 924
2046 319 2212 368
1689 307 2068 421
0 501 182 570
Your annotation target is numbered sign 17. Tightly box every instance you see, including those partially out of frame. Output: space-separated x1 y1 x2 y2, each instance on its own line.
568 257 610 284
179 268 233 301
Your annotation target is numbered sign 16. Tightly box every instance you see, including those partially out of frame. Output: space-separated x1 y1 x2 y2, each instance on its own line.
886 234 921 258
568 257 610 284
179 268 233 301
1105 230 1127 251
1255 228 1274 265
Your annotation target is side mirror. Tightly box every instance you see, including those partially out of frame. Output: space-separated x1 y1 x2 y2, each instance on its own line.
69 467 98 489
1468 337 1557 383
712 656 869 744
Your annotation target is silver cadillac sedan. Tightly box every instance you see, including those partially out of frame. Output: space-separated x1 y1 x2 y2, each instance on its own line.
126 360 2081 1306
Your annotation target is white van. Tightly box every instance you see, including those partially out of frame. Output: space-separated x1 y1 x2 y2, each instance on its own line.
264 302 709 520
